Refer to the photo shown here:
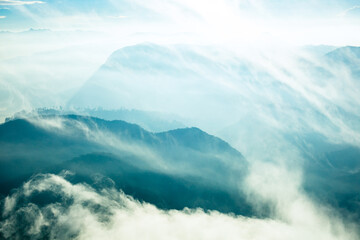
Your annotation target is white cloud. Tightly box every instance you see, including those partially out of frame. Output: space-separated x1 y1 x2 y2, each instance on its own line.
0 15 5 18
0 0 44 5
338 5 360 17
0 174 358 240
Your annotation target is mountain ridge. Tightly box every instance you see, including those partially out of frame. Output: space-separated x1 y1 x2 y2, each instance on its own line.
0 114 250 216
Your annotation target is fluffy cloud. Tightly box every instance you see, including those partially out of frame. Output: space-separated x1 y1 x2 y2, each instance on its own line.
0 173 358 240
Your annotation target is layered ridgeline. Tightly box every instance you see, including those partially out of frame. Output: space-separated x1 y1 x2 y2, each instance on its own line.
0 114 250 218
65 44 360 221
68 44 360 136
1 45 360 238
1 113 360 222
19 108 187 132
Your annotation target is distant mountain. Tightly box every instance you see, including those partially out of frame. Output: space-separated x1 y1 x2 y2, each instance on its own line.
68 43 360 137
67 43 252 131
284 132 360 220
0 114 251 216
82 108 186 132
301 45 337 56
219 117 360 221
29 108 187 132
325 46 360 76
325 46 360 63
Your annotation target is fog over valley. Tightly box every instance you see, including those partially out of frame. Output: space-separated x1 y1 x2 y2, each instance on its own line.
0 0 360 239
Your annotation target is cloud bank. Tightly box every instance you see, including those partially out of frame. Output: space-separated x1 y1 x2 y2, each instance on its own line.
1 173 358 240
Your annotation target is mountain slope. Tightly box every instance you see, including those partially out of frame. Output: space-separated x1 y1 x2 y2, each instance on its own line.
67 43 253 131
0 114 250 216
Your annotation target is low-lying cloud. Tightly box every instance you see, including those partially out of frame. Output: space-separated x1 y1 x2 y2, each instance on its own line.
1 173 358 240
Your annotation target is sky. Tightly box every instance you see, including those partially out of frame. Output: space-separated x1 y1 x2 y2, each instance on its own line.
0 0 360 45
